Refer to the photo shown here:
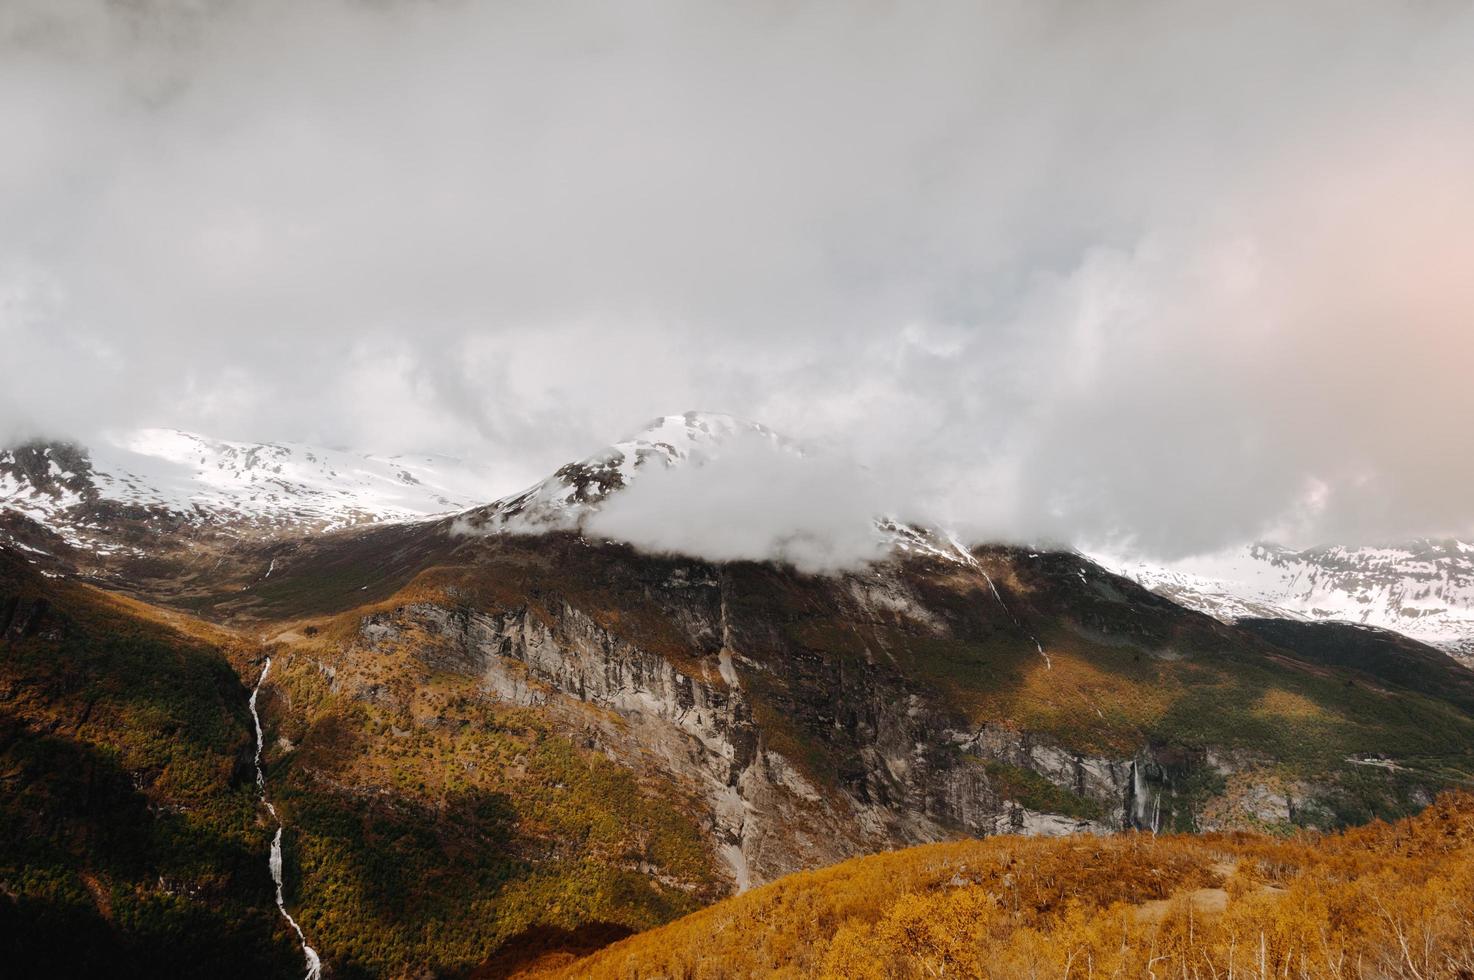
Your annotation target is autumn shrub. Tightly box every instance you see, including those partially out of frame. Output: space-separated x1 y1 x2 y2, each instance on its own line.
542 792 1474 979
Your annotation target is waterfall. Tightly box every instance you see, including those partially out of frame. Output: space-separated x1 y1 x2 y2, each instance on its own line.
944 533 1052 669
250 658 323 980
1129 758 1162 835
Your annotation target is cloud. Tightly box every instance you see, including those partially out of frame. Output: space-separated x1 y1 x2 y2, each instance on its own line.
2 0 1472 558
583 427 895 573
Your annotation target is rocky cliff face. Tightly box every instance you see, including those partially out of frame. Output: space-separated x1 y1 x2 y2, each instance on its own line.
354 596 1091 891
300 533 1470 896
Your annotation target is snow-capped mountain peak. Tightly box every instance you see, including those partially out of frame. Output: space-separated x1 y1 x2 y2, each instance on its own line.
627 412 785 459
453 411 790 535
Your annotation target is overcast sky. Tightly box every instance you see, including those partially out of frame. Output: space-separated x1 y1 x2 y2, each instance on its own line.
3 0 1473 558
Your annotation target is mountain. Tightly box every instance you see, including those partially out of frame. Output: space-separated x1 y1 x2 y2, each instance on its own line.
1099 541 1474 667
0 427 497 603
455 411 791 535
0 427 492 545
0 545 302 978
166 525 1474 976
5 413 1474 977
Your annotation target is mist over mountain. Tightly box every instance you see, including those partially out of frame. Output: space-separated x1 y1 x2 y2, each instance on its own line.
10 413 1474 659
446 412 902 572
3 0 1474 557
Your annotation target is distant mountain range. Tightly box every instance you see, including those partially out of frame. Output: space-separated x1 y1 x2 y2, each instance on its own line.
5 415 1470 663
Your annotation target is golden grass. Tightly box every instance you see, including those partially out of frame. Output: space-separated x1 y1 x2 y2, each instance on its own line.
1254 688 1336 722
530 792 1474 979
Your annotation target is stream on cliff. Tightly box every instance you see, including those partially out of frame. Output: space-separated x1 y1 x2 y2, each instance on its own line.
251 657 323 980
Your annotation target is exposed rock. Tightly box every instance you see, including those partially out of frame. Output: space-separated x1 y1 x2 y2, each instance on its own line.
1 595 52 641
354 589 1168 889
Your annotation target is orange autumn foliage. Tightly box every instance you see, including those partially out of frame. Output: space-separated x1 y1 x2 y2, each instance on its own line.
525 792 1474 979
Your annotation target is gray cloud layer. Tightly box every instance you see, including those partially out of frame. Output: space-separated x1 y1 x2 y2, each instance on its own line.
3 0 1473 557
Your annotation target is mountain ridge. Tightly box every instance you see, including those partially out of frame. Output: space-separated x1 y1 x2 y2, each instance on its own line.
1099 540 1474 667
0 427 494 545
7 414 1473 665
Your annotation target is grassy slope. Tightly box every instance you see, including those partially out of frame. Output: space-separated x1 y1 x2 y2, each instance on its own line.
996 551 1474 824
246 553 727 979
0 547 299 978
535 792 1474 979
1237 617 1474 715
3 533 732 980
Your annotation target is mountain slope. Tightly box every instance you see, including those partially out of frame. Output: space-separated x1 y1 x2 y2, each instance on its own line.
1 535 726 980
1235 618 1474 716
1101 541 1474 666
0 545 299 978
7 414 1474 976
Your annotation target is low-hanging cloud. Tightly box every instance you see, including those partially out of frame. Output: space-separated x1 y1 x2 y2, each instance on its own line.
583 429 898 573
2 0 1473 559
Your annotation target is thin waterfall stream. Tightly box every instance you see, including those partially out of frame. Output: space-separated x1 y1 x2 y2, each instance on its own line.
250 657 323 980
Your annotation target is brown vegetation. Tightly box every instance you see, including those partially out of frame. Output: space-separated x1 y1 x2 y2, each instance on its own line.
533 792 1474 979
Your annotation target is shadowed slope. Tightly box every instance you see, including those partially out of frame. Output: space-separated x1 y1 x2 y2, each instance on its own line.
0 545 299 978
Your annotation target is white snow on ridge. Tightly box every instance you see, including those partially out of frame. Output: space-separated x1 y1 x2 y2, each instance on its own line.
1 428 497 540
1096 540 1474 666
111 429 492 526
